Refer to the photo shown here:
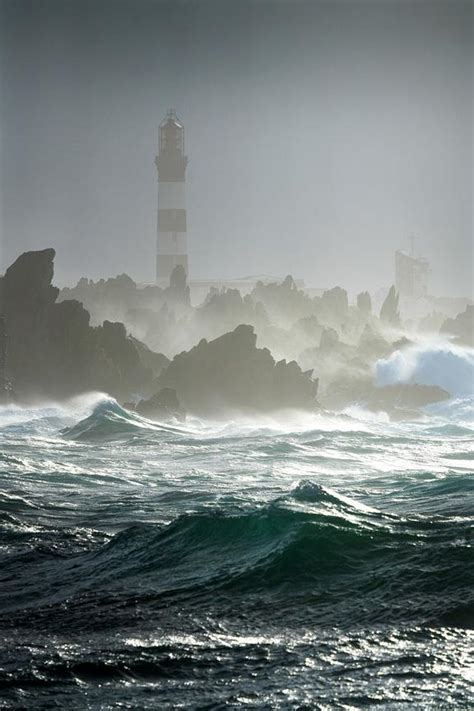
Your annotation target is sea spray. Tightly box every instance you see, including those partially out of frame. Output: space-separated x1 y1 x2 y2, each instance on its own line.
375 340 474 398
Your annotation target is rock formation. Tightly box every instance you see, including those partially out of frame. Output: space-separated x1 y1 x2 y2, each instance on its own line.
128 387 186 422
0 249 161 402
380 286 400 325
155 324 318 415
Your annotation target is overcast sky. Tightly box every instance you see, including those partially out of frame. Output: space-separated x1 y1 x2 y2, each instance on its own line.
0 0 472 296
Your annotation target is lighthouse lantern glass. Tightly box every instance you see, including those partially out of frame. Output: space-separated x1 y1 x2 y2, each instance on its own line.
160 117 184 154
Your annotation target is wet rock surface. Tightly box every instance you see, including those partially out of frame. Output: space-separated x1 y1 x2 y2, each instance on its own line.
0 249 160 402
155 324 318 416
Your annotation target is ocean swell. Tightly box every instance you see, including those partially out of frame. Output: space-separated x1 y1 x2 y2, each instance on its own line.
0 480 471 633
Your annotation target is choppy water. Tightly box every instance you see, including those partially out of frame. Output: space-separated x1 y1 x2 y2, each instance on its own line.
0 384 473 707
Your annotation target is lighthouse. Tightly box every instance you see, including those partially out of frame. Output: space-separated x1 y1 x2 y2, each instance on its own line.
155 109 188 284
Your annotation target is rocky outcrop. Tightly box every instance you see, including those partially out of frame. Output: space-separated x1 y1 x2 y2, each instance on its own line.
127 387 186 423
380 286 400 326
0 249 161 402
155 324 318 415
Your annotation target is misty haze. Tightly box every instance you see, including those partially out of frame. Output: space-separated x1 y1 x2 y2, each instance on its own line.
0 1 472 709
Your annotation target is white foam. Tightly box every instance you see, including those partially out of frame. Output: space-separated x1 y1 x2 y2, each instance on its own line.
375 341 474 398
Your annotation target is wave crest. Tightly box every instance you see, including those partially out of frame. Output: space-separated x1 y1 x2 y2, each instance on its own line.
2 483 472 628
376 341 474 399
61 397 183 440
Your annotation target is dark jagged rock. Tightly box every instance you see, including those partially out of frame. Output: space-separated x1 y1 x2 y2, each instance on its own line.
155 324 318 415
2 248 59 309
380 286 400 325
357 291 372 314
0 249 165 402
440 305 474 346
128 387 186 422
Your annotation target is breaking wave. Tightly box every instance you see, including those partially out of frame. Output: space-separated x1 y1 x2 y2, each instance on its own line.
61 396 186 440
376 341 474 401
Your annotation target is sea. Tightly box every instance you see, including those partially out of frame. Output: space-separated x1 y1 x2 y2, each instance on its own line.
0 343 473 709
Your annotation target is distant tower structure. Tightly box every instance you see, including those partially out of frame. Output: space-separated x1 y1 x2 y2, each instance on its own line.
155 109 188 284
395 236 430 300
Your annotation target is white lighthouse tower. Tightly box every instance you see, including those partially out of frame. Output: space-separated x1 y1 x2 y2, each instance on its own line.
155 109 188 284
